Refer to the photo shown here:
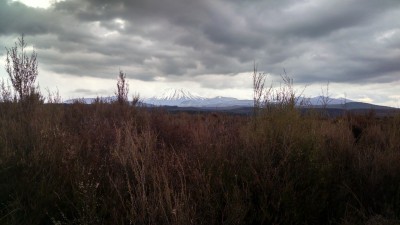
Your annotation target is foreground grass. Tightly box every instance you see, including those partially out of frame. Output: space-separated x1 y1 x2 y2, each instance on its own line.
0 101 399 225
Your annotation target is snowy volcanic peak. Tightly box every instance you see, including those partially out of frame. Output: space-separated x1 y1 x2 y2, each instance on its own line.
144 90 253 107
153 88 205 101
143 88 207 106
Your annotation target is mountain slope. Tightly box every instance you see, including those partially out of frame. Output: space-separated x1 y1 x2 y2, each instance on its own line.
180 96 253 107
144 88 205 106
143 89 254 107
155 88 204 101
64 89 396 111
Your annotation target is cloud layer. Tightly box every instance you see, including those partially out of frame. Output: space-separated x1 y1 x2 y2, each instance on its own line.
0 0 399 105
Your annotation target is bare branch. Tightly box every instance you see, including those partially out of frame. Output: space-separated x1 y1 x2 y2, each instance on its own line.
115 69 129 105
5 34 39 101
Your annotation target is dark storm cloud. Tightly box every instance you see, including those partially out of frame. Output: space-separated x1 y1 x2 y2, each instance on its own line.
268 1 398 38
1 0 400 88
0 0 52 35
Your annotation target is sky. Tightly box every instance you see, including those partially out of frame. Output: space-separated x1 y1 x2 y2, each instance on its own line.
0 0 399 106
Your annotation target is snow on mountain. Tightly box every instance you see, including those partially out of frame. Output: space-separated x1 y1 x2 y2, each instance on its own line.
180 96 253 107
142 90 355 107
64 88 355 108
157 88 204 101
143 89 254 107
144 88 205 106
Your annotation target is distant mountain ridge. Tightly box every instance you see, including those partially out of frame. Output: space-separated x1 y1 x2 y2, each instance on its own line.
64 96 117 104
142 89 253 107
64 88 396 111
141 89 355 108
301 96 353 105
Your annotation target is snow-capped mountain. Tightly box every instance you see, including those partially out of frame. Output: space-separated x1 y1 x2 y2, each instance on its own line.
144 88 206 106
142 89 355 107
143 89 254 107
157 88 204 101
180 96 253 107
64 88 357 108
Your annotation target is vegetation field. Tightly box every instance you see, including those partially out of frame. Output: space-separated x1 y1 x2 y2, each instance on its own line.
0 97 399 225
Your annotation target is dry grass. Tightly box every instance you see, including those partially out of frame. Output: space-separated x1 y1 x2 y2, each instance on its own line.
0 97 399 225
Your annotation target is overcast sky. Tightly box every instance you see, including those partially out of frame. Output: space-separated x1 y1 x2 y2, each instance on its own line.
0 0 399 106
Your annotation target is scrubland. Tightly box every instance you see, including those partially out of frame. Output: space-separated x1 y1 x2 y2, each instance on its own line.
2 36 400 224
0 95 399 225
